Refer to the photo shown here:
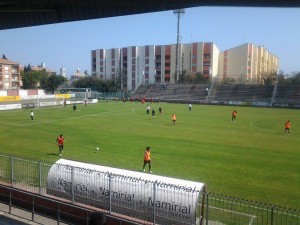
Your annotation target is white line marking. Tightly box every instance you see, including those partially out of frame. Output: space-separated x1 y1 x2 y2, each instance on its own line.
0 107 143 127
209 205 256 225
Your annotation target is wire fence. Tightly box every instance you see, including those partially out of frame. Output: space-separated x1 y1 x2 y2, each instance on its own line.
0 153 299 225
203 192 299 225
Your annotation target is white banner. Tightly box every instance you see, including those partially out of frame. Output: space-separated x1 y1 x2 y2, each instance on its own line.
0 104 22 110
47 159 205 224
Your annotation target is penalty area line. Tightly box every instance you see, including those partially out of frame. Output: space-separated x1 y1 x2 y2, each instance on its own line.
208 205 256 225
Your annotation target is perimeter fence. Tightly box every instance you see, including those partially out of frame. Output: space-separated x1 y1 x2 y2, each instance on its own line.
0 153 299 225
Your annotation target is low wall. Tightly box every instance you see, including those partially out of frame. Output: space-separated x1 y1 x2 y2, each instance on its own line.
0 98 98 111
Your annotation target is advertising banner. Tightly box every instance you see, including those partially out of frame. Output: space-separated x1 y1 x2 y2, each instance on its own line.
0 96 20 102
0 103 22 110
47 159 205 224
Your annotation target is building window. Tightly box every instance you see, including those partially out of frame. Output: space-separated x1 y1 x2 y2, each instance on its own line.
204 54 211 59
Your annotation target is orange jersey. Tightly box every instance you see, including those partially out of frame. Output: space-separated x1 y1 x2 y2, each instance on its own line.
285 121 291 129
57 136 64 145
232 111 237 117
172 114 176 121
144 151 151 161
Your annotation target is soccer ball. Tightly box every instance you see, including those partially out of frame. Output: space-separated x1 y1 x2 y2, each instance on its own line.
96 147 99 150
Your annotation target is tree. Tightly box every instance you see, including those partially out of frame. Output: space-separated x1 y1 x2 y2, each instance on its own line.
72 76 119 93
290 72 300 85
24 63 32 73
40 73 67 94
73 76 102 92
178 70 187 83
195 72 209 84
178 71 209 84
21 70 42 89
262 72 277 85
277 74 289 85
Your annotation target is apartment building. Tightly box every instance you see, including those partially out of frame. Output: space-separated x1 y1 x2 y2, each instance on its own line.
92 42 278 92
92 42 220 92
218 43 279 82
0 58 21 90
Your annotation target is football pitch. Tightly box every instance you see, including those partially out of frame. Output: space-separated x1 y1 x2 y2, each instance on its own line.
0 101 299 210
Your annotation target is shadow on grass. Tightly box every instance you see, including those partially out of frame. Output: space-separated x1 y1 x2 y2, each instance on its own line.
47 153 59 156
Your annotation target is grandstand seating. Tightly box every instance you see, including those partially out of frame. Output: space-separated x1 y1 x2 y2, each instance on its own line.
294 86 300 104
132 85 151 97
273 84 296 104
131 83 300 106
210 84 275 103
132 84 210 102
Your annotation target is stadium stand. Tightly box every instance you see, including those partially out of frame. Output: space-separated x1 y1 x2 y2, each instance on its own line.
273 84 297 104
209 83 274 103
131 83 284 105
132 84 210 102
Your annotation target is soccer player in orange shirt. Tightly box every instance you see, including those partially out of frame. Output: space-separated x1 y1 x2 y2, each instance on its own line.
143 146 152 173
232 110 237 121
285 120 291 134
56 134 65 157
172 113 176 126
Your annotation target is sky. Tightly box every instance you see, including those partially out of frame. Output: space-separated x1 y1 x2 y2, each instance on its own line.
0 6 300 77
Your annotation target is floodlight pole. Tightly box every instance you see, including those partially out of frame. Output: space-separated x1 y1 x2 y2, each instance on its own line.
173 9 185 84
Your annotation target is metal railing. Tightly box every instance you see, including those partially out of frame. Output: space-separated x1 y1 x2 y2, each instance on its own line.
203 192 299 225
0 184 92 225
0 153 299 225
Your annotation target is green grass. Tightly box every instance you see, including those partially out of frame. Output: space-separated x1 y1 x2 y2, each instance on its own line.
0 101 300 210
